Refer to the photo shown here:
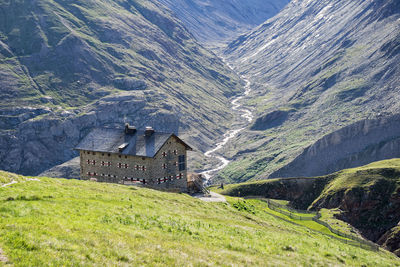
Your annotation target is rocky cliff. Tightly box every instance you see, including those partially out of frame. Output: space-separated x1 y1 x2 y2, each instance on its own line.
271 114 400 178
0 0 242 175
309 160 400 254
218 0 400 183
220 159 400 255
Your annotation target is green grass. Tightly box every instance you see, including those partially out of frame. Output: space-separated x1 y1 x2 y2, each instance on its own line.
313 159 400 206
319 209 362 238
0 171 399 266
217 159 400 204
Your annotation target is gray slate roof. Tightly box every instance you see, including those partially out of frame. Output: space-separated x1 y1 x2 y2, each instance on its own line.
75 128 191 158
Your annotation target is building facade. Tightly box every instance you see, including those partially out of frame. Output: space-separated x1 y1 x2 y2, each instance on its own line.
75 124 192 192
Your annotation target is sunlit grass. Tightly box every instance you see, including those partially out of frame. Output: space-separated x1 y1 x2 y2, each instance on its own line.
0 171 399 266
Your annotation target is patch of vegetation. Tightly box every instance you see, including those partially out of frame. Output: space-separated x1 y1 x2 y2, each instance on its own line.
319 208 362 238
0 170 398 266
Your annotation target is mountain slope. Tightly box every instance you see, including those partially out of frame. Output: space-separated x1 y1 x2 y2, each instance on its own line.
218 158 400 256
158 0 290 47
0 0 242 175
220 0 400 182
271 114 400 178
0 170 399 266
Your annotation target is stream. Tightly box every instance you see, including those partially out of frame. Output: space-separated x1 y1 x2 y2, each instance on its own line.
200 78 254 182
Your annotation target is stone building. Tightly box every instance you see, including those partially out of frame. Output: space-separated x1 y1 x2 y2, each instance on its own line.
75 124 193 192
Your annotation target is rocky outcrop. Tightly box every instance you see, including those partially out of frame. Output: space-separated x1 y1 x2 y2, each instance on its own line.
223 159 400 255
311 175 400 242
271 114 400 178
378 225 400 257
224 176 332 210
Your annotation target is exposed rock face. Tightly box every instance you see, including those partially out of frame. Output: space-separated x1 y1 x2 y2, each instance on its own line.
225 176 331 209
223 159 400 255
158 0 289 46
219 0 400 182
0 0 242 175
311 172 400 243
271 114 400 178
378 226 400 257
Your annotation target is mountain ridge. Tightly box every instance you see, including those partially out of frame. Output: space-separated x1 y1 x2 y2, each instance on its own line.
219 0 400 182
0 0 242 175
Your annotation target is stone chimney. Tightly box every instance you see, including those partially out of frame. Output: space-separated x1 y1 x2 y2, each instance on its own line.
145 126 155 137
125 123 137 134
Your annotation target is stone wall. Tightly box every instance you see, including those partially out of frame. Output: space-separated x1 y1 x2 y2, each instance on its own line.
79 136 188 192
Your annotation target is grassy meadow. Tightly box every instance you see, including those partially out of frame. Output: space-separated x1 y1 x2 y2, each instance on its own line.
0 171 399 266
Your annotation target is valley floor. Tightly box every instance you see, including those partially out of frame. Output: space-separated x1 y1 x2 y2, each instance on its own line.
0 171 399 266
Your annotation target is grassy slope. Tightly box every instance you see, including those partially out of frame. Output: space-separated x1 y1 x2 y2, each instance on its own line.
0 0 240 108
311 158 400 205
0 172 399 266
217 159 400 201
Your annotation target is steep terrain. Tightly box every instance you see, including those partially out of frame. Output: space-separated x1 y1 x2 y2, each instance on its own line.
0 0 243 175
271 114 400 178
0 170 399 265
220 0 400 182
157 0 289 48
218 158 400 256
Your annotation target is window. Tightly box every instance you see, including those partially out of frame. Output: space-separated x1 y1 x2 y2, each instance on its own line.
173 150 178 155
108 153 111 157
124 163 129 169
169 175 174 181
176 173 183 179
159 177 168 184
174 161 178 167
102 153 104 156
107 162 111 167
92 152 96 155
87 159 90 165
118 155 121 158
118 163 122 168
178 155 186 171
92 160 96 166
101 161 105 166
135 165 140 170
125 156 127 159
142 166 147 171
162 163 167 169
162 152 167 157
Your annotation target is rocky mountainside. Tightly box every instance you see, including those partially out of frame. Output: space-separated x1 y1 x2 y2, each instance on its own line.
0 0 242 175
220 158 400 256
157 0 289 48
219 0 400 182
271 114 400 178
